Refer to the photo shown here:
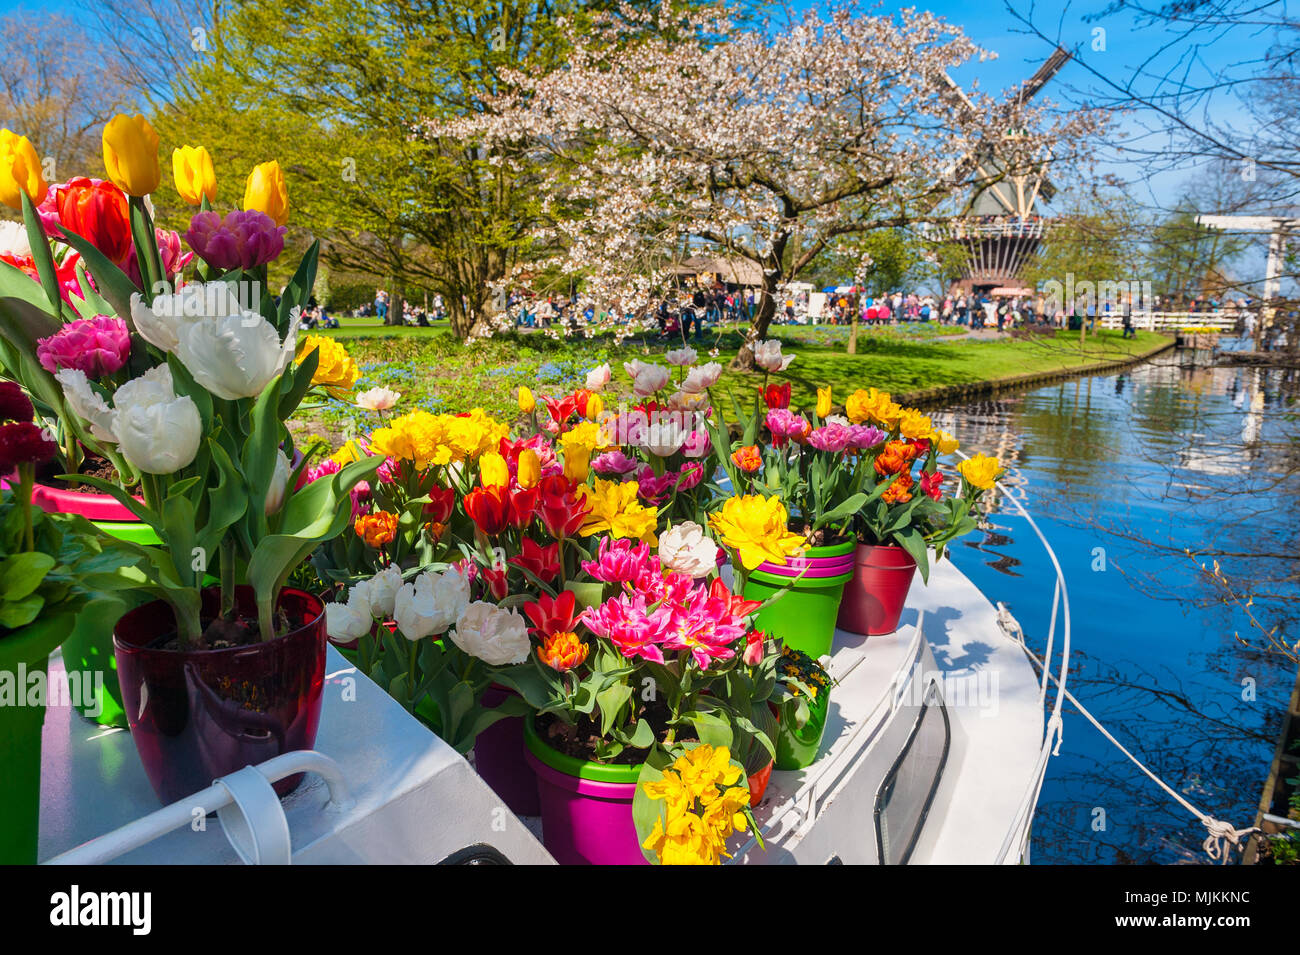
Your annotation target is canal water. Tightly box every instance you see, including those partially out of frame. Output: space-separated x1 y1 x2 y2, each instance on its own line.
932 346 1300 864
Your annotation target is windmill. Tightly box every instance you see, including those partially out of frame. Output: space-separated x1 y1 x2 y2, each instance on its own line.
942 47 1072 297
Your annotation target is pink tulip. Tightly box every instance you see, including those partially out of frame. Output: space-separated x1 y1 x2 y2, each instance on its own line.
36 315 130 379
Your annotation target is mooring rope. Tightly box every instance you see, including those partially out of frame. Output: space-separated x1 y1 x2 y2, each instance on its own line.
996 604 1258 864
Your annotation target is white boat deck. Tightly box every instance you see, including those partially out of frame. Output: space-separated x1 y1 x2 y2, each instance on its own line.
36 559 1045 865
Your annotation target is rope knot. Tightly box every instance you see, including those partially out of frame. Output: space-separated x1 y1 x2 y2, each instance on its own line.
1201 817 1257 864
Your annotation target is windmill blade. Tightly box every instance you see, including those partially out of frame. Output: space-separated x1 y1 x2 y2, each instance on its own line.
1016 46 1071 106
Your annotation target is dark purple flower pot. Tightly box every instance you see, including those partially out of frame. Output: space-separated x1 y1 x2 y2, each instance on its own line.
113 586 326 805
472 684 540 815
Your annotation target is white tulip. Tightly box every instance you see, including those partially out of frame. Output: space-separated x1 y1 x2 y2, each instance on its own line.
367 564 404 619
664 346 697 366
326 580 374 643
55 368 118 443
451 601 530 666
0 220 31 258
264 448 290 515
659 522 720 578
111 366 202 475
639 420 686 457
356 386 401 411
623 359 670 396
753 339 794 372
666 389 709 413
130 282 245 354
585 362 612 392
174 306 299 401
393 567 471 641
680 362 722 393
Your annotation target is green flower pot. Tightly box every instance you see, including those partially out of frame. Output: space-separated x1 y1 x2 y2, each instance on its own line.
59 519 161 728
742 540 855 660
0 610 76 864
773 689 831 771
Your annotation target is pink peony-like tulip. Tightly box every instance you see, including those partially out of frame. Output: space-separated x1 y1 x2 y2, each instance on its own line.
185 209 286 271
36 315 130 379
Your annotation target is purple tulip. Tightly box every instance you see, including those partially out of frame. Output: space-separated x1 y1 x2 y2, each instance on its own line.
185 209 286 271
36 315 130 379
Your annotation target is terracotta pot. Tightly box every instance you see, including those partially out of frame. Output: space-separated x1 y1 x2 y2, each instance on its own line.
836 543 917 636
747 760 774 806
113 586 326 805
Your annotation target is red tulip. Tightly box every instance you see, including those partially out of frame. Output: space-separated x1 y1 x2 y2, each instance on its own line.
509 537 560 583
424 484 456 523
709 577 762 619
508 484 539 529
763 382 791 410
464 485 510 536
919 469 944 501
49 177 132 266
480 565 509 601
523 589 578 638
536 474 589 540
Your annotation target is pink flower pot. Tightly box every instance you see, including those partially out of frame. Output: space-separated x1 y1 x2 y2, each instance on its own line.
472 684 540 815
836 544 918 636
523 718 644 865
113 586 327 805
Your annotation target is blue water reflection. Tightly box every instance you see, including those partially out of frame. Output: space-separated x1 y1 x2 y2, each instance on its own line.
936 349 1299 864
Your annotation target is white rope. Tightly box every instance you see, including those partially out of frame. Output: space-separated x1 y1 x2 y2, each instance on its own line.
997 604 1258 865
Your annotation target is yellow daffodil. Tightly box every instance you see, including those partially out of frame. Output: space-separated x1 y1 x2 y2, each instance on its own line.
243 160 289 226
102 114 161 197
641 745 751 865
0 129 47 209
172 145 216 205
957 453 1001 491
708 494 805 571
578 478 659 545
297 335 359 397
816 386 832 419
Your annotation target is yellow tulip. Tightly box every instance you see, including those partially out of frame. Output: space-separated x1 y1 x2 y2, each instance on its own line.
243 160 289 226
172 145 216 205
479 451 508 489
816 386 832 419
957 453 1000 491
102 114 161 197
563 444 592 484
517 385 535 414
585 393 604 421
935 430 959 455
0 129 47 209
517 448 541 489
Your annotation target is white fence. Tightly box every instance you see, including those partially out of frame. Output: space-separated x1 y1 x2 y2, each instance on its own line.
1095 311 1243 332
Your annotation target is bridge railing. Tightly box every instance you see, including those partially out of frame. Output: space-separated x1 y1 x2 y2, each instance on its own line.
1094 311 1243 332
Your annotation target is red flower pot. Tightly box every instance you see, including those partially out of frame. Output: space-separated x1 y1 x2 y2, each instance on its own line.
472 684 541 815
747 760 774 806
836 544 918 636
113 586 327 805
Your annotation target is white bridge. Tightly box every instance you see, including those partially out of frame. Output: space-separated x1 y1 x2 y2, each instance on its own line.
1094 311 1245 333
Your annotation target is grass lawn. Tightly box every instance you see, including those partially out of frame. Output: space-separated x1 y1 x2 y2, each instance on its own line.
294 319 1166 447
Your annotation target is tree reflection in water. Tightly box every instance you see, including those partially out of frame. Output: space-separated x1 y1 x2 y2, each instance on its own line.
934 351 1299 864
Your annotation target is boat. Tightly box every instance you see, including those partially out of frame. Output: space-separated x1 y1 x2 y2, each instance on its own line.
38 487 1071 865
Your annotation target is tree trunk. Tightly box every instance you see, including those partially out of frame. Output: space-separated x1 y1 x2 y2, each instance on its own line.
731 280 778 370
386 282 405 326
